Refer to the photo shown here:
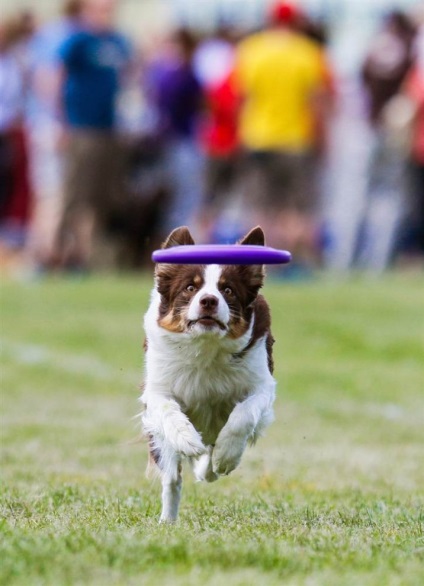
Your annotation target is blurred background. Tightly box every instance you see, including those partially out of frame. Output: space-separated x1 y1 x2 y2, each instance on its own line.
1 0 423 278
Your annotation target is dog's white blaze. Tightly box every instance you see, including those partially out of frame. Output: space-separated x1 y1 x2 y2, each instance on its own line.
203 264 222 292
186 264 230 325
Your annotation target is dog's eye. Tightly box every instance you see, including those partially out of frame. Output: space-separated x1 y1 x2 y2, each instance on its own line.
224 287 233 296
186 284 196 293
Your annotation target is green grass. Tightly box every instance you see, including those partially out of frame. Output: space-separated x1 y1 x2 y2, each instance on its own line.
1 272 423 586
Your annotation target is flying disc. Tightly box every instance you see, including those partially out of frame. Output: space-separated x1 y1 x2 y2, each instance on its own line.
152 244 292 265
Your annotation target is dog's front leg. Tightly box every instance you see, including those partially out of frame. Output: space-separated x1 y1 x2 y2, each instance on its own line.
160 458 183 523
212 387 274 476
142 396 206 458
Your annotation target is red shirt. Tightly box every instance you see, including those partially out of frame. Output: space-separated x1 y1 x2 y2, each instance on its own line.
404 67 424 164
201 73 240 157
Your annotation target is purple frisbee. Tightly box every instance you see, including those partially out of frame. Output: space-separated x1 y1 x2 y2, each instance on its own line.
152 244 292 265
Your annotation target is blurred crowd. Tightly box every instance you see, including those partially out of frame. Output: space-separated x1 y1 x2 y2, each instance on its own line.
0 0 423 277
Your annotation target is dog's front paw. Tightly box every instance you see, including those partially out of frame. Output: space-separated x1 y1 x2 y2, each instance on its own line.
212 434 247 476
166 418 207 458
177 430 207 458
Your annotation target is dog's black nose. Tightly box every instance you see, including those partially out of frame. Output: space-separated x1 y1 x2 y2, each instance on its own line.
199 295 219 311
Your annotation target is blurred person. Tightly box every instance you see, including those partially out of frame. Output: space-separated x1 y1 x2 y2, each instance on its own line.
362 11 416 126
357 10 416 271
55 0 132 271
193 26 236 90
194 28 242 242
233 0 333 273
395 24 424 266
143 28 204 237
25 0 83 272
0 14 34 273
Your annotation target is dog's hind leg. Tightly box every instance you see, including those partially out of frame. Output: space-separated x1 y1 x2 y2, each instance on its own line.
160 458 183 523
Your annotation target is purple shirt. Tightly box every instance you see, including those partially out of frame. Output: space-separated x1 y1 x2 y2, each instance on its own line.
146 59 202 138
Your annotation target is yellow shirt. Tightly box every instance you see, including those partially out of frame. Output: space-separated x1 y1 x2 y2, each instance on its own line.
235 30 327 151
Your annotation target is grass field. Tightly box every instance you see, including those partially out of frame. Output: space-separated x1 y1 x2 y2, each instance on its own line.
1 272 423 586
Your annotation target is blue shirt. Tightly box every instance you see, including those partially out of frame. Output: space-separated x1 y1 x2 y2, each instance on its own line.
60 29 131 129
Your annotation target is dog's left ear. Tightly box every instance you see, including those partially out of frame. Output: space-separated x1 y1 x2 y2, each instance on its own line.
162 226 195 249
238 226 265 246
238 226 265 295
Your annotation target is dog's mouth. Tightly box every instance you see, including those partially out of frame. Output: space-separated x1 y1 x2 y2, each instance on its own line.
188 316 227 330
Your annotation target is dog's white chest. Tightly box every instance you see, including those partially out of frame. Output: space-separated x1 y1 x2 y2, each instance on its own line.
146 338 254 444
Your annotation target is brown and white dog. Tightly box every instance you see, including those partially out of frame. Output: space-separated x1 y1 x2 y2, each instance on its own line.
141 226 276 522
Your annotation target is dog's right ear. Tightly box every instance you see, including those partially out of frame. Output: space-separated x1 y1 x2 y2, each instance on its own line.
156 227 195 296
162 226 195 249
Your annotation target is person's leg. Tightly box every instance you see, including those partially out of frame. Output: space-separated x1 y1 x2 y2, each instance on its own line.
88 133 129 269
200 154 243 242
55 131 97 269
414 163 424 255
235 150 275 238
26 121 65 270
161 138 205 236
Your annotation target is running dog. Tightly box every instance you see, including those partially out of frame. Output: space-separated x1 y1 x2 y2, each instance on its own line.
141 226 276 522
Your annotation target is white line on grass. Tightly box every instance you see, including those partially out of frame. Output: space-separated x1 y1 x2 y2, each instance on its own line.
1 339 140 383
